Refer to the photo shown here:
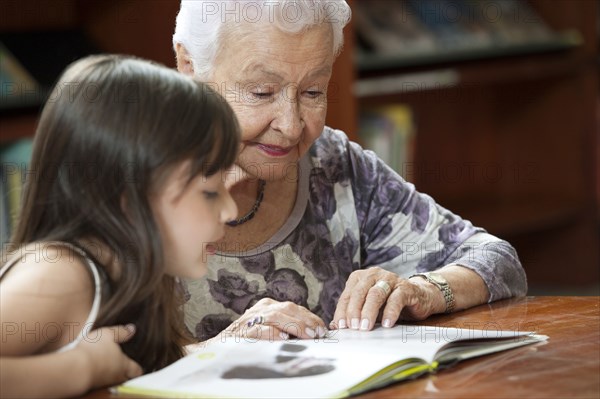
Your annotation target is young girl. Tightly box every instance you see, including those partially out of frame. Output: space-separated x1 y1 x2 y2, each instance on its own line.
0 54 239 398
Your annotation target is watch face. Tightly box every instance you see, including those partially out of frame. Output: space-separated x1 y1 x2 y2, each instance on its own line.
428 273 446 285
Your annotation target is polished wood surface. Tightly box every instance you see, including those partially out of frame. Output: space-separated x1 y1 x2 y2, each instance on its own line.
360 296 600 399
83 296 599 399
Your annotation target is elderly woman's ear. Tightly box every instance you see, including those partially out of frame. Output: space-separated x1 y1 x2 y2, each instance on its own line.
175 43 194 76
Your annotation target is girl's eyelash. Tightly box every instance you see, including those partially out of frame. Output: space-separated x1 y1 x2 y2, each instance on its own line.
203 191 219 199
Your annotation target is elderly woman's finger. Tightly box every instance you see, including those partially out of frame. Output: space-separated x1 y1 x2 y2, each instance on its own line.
334 267 391 330
330 274 360 330
344 281 371 330
244 319 319 341
379 283 419 328
222 299 328 341
359 280 395 330
243 324 288 341
262 302 328 339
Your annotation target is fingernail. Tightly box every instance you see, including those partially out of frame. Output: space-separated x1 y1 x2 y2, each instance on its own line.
279 332 289 340
126 324 136 334
351 318 360 330
316 326 328 338
305 327 316 338
338 319 347 329
382 319 392 328
360 318 370 330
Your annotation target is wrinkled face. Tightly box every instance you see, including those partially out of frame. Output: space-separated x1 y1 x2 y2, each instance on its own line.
209 23 335 181
151 161 237 279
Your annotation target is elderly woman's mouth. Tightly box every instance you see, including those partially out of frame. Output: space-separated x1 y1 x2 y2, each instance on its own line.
256 143 292 157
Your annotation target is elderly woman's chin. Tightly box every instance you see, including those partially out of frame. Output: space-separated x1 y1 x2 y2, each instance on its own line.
237 149 303 182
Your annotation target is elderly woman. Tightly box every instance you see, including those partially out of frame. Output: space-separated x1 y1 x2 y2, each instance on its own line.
172 0 526 342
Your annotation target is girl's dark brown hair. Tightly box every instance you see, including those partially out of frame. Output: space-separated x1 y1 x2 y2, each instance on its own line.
10 54 240 371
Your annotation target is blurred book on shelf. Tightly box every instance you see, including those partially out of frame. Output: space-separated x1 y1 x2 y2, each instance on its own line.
358 104 415 181
0 29 99 111
354 0 582 71
0 139 33 244
0 43 41 110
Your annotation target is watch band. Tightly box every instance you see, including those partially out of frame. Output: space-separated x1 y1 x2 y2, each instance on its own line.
409 272 456 313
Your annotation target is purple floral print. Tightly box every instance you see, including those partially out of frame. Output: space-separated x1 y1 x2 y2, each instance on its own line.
239 251 275 278
195 314 233 342
265 269 309 307
309 170 337 221
208 269 260 314
182 127 527 341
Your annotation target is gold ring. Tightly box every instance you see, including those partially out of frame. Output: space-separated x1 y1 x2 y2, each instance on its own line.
374 280 392 296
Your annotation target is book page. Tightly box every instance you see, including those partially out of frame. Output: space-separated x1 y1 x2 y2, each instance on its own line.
118 339 406 398
118 325 541 398
332 324 538 363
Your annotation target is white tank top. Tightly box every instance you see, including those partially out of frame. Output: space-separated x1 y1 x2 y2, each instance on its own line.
0 241 103 353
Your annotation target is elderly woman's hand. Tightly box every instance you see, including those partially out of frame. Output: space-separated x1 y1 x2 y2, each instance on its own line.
215 298 329 342
330 267 446 331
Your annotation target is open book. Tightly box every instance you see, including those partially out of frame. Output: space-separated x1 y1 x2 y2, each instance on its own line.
117 325 547 398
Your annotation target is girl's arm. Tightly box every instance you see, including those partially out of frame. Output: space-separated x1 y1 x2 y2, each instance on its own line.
1 325 142 398
0 247 142 397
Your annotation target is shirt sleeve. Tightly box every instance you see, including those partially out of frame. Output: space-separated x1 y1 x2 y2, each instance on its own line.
342 131 527 301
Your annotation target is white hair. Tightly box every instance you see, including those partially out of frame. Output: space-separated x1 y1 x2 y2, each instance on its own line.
173 0 351 79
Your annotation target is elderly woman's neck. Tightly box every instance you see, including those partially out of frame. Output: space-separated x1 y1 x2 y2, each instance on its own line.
221 175 298 249
229 177 294 201
229 178 263 198
233 175 298 214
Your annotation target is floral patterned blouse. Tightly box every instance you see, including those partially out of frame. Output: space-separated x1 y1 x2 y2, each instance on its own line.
183 127 527 341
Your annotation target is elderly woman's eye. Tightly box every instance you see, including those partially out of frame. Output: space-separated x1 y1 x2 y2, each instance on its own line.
305 90 324 98
252 92 273 99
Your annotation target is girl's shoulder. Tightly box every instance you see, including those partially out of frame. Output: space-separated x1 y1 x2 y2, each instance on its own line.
1 242 95 291
1 242 97 355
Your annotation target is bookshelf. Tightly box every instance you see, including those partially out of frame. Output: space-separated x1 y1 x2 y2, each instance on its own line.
351 0 599 289
0 0 354 142
1 1 597 290
0 0 180 144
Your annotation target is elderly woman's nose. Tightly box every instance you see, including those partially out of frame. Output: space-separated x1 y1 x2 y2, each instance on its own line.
273 97 303 137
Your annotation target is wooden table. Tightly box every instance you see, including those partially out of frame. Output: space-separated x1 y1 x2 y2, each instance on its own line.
84 296 599 399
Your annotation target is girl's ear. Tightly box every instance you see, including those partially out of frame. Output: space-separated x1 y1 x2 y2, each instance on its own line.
175 44 195 76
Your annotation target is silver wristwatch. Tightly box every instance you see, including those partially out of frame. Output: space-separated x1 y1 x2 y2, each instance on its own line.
409 272 456 313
